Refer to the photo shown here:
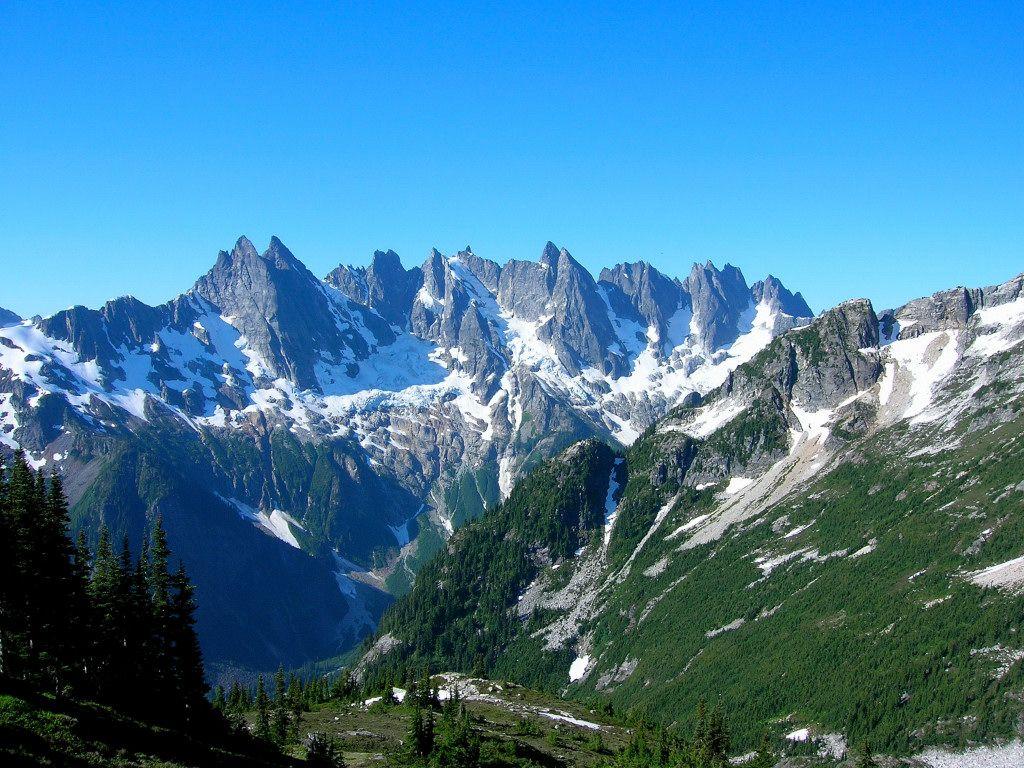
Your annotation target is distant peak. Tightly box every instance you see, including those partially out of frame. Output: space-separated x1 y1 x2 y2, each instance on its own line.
0 306 21 327
370 249 406 276
232 235 258 259
541 241 560 264
266 235 292 255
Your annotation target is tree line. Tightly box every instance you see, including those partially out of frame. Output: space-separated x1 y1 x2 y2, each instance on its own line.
0 453 208 728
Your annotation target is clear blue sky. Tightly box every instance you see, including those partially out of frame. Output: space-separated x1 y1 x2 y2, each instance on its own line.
2 1 1021 318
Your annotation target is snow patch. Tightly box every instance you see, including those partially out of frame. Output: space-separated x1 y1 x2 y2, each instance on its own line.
569 654 590 682
602 458 624 547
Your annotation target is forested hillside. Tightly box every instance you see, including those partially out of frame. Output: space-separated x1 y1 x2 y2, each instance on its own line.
359 272 1024 758
0 453 291 766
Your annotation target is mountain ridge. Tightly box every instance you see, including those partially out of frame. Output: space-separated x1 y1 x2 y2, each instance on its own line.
6 233 958 681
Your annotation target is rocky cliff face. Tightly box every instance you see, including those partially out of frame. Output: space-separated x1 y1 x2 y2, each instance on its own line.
0 235 811 675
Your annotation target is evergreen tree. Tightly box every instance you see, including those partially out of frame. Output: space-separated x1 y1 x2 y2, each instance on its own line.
168 562 207 724
0 465 212 731
89 525 125 701
432 703 479 768
147 516 173 700
307 731 346 767
405 705 425 759
272 664 289 743
35 473 86 692
707 704 730 765
288 674 304 741
2 455 39 679
255 674 272 741
0 461 11 677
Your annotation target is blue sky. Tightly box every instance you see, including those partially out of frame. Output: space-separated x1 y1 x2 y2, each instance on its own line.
2 1 1021 318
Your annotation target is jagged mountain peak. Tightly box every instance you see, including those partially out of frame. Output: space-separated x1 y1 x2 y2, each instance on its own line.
232 234 259 259
540 240 561 265
371 248 404 271
752 274 814 318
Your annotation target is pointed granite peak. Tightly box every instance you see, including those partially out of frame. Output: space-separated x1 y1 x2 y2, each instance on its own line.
232 235 259 259
264 235 306 271
752 275 814 318
540 241 561 265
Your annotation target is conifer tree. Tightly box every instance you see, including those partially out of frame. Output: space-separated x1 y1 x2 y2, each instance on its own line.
169 561 207 723
307 731 346 767
255 674 272 741
3 455 39 679
89 525 124 700
288 674 303 740
405 705 426 759
272 664 289 743
35 473 85 692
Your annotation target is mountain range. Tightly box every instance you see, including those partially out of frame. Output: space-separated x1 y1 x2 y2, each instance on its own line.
0 236 813 677
359 265 1024 755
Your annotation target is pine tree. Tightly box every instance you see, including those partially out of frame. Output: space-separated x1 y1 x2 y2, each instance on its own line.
405 705 426 759
2 455 40 679
33 472 86 692
147 516 174 700
255 674 272 741
272 664 289 743
707 704 730 765
89 525 125 701
307 731 346 767
168 562 208 724
0 459 13 678
432 703 478 768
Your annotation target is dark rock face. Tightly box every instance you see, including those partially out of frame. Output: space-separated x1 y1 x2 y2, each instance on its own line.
891 274 1024 339
752 275 813 318
895 287 981 338
599 262 687 356
536 245 628 377
325 249 422 329
193 236 383 391
729 298 882 411
686 262 755 350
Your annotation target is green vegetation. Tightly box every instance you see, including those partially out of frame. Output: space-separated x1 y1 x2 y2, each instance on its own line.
359 362 1024 756
367 441 616 691
0 452 290 766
